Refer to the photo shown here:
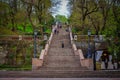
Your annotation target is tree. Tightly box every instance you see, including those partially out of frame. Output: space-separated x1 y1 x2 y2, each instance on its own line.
98 0 113 33
69 0 99 34
73 0 98 28
55 15 68 23
88 12 103 35
21 0 53 35
0 1 10 27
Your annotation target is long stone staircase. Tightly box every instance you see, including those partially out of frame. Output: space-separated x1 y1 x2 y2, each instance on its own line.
0 27 120 78
38 27 87 73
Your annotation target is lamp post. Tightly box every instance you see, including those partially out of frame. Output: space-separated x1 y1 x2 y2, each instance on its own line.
93 41 96 70
34 30 37 58
43 20 46 33
87 30 91 58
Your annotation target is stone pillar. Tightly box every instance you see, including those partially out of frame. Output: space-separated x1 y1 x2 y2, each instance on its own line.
108 55 114 69
32 58 42 70
108 61 113 69
101 61 105 69
114 62 118 69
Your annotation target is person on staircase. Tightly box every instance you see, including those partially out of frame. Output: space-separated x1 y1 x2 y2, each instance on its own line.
54 29 57 34
61 41 64 48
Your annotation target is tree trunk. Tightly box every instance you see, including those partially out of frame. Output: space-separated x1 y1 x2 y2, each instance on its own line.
27 5 35 30
11 13 15 31
101 16 107 32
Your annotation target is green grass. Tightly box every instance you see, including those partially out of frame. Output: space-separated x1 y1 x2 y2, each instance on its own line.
0 64 32 71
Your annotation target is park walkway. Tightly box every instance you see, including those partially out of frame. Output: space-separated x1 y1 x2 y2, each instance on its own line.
39 27 87 72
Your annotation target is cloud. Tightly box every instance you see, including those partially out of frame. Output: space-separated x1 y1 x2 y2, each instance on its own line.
52 0 70 18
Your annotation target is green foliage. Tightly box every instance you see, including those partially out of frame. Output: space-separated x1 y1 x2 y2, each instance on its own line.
0 27 17 35
46 14 54 26
15 10 27 24
89 12 103 34
0 41 32 70
45 29 51 34
103 8 120 60
0 0 54 70
55 15 68 23
25 24 33 33
0 0 53 35
0 1 10 11
17 25 23 31
72 27 80 34
17 24 33 33
69 11 81 27
40 41 46 49
69 0 120 60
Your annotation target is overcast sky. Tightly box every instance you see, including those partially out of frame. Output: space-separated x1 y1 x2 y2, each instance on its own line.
52 0 70 18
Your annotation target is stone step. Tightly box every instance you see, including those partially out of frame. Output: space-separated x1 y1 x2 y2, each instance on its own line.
51 39 71 44
43 60 80 66
50 45 72 48
45 55 79 61
45 56 79 61
51 39 70 43
53 35 70 40
52 34 70 41
0 71 120 78
50 44 72 49
47 48 74 56
39 67 88 71
43 63 80 67
43 56 80 67
35 71 120 78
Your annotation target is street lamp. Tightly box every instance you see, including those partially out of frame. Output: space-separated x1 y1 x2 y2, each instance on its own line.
93 35 101 70
44 34 48 41
34 30 37 58
93 41 96 70
43 20 46 32
87 29 91 58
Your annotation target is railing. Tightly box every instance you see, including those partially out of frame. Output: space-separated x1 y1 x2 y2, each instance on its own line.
0 39 34 70
32 25 56 70
70 32 106 70
69 28 85 59
69 27 95 70
0 34 48 70
75 35 105 42
0 35 42 41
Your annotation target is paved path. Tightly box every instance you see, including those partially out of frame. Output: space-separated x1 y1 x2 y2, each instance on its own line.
0 70 120 78
0 78 120 80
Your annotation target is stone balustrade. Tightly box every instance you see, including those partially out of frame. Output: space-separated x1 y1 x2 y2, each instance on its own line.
39 50 45 60
78 49 84 59
69 27 93 70
69 29 78 55
44 44 49 55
